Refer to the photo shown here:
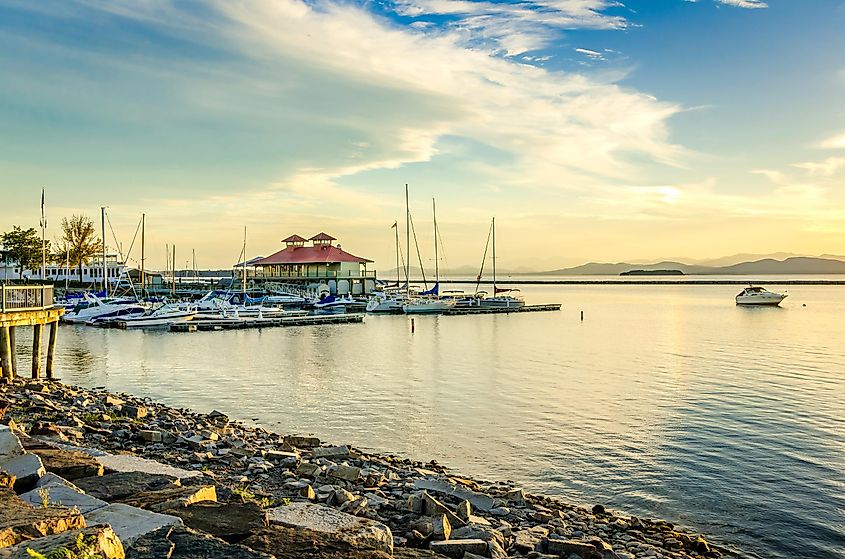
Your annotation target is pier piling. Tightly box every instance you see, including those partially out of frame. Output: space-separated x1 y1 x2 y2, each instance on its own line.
46 321 57 379
0 326 13 379
32 323 43 378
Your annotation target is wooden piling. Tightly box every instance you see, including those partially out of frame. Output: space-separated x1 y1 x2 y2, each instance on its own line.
32 323 43 379
8 326 17 376
46 321 58 379
0 326 13 380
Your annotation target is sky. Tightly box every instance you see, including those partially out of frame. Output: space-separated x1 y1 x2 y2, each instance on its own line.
1 0 845 272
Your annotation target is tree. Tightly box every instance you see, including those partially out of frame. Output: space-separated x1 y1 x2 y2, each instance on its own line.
1 226 47 279
56 215 102 283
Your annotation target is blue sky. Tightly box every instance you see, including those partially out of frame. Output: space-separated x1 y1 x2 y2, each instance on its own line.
1 0 844 271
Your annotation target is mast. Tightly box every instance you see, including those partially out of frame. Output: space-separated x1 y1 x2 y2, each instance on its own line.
405 184 410 295
192 249 196 283
242 227 247 296
432 198 439 291
140 213 145 296
64 248 69 290
171 245 176 298
492 217 496 295
101 207 107 296
394 221 400 287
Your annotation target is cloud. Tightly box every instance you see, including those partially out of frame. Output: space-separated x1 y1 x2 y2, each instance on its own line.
792 157 845 177
819 132 845 149
715 0 768 8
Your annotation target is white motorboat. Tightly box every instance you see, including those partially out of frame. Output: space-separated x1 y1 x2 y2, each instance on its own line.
117 303 198 328
735 285 787 306
312 294 353 313
61 294 146 324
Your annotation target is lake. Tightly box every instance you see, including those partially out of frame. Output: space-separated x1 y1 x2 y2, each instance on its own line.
15 282 845 558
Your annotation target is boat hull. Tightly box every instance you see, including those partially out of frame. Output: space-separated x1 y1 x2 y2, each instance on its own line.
736 294 787 306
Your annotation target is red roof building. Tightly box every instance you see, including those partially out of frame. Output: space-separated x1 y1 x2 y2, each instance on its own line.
254 233 374 282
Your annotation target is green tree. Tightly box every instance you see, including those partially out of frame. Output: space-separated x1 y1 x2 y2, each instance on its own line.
55 215 102 282
1 226 47 279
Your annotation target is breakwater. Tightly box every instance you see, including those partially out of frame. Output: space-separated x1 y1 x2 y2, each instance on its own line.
1 379 732 559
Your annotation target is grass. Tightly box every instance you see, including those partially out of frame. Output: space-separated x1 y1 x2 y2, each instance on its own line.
26 533 102 559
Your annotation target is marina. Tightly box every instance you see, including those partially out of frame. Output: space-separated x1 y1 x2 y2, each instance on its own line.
167 313 366 331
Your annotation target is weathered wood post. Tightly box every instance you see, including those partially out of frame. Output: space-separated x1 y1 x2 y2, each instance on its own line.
8 326 17 377
46 321 58 379
32 323 43 379
0 326 13 380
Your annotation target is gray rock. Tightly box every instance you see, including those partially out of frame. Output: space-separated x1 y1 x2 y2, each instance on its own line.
0 425 24 458
311 445 350 458
414 478 495 512
75 471 180 501
429 539 488 558
329 464 361 481
546 539 602 558
0 525 124 559
85 503 182 545
1 453 45 492
19 484 108 514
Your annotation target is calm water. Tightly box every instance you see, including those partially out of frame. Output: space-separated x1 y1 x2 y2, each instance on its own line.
14 284 845 558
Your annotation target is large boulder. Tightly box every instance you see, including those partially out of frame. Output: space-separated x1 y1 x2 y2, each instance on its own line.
0 454 45 493
266 502 393 555
22 440 104 481
242 525 392 559
164 501 267 543
126 525 273 559
0 525 124 559
429 539 488 558
121 485 217 513
19 484 108 514
75 471 180 501
0 487 86 546
84 503 181 546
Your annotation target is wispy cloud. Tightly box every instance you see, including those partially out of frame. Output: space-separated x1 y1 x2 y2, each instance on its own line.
819 132 845 149
715 0 768 8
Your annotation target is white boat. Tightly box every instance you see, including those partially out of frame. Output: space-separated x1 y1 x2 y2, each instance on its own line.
479 289 525 309
61 294 146 324
312 294 354 313
735 286 787 306
366 289 408 313
235 306 308 319
469 218 526 309
117 303 198 328
402 297 455 314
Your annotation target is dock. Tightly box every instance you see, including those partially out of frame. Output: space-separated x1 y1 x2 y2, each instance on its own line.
444 304 561 315
169 313 365 332
1 285 63 380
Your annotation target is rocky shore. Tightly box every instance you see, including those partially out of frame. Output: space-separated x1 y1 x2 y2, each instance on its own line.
0 378 737 559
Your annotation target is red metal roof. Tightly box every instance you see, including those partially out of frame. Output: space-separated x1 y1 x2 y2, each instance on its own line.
309 232 337 241
282 234 307 243
255 245 372 265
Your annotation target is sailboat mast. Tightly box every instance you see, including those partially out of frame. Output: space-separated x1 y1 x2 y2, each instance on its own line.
192 249 196 283
394 221 400 287
171 245 176 297
492 217 496 294
101 207 108 296
433 198 439 289
140 213 145 296
242 227 247 296
405 184 410 295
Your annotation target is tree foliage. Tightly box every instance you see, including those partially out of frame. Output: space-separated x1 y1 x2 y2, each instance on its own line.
55 215 102 282
1 226 47 279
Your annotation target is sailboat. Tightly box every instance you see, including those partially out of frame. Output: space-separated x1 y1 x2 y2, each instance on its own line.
474 218 525 309
367 217 410 313
402 197 455 314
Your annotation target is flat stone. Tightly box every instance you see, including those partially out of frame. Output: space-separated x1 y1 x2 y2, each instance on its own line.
75 471 180 501
0 487 86 546
243 525 393 559
85 503 182 545
23 440 104 480
121 485 217 512
0 453 45 492
34 472 79 490
546 539 602 558
296 462 321 477
311 445 350 458
0 426 24 458
94 453 201 479
328 464 360 482
165 501 267 544
19 484 108 514
0 526 124 559
513 526 549 553
267 502 393 554
421 492 466 528
122 404 148 419
429 538 488 558
139 430 163 443
284 435 320 448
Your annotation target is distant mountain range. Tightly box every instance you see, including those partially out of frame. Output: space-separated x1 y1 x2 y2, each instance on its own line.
538 256 845 276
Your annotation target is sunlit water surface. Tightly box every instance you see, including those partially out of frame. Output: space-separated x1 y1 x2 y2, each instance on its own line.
14 283 845 559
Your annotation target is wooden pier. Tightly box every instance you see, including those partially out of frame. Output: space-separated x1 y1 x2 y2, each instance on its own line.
169 313 365 332
444 304 561 316
0 285 63 381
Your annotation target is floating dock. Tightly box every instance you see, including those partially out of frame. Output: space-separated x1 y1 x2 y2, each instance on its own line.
169 313 365 332
444 304 561 316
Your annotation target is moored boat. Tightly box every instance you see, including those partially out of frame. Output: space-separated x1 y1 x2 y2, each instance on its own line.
735 285 787 306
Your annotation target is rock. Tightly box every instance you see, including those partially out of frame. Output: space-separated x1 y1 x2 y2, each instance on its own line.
121 484 217 512
1 453 45 492
414 478 495 512
311 445 350 459
694 536 711 553
506 488 526 504
19 484 108 514
0 471 14 490
331 488 354 505
546 539 602 558
140 430 163 443
23 382 49 393
122 404 148 419
488 538 508 558
0 426 24 460
285 435 320 448
85 503 182 545
429 538 488 558
164 501 267 544
243 525 393 559
296 462 321 478
592 504 606 515
456 500 471 521
267 502 393 554
513 526 549 553
75 471 180 501
93 452 201 479
328 464 360 482
0 487 86 545
451 525 505 547
421 492 466 528
341 496 368 516
299 484 316 500
104 395 125 407
432 514 451 541
23 441 104 480
0 525 124 559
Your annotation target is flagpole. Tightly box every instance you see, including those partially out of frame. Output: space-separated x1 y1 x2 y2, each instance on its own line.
40 188 46 281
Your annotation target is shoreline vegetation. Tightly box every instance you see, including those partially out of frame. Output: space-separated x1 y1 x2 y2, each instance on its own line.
0 378 735 559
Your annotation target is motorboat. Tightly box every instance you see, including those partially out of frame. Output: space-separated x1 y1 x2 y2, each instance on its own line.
478 289 525 309
735 285 787 306
61 294 146 324
312 294 353 314
116 303 198 328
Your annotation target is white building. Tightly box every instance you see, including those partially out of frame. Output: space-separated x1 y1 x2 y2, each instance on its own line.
0 253 129 284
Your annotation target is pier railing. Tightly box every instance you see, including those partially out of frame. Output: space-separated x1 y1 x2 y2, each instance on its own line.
0 285 55 313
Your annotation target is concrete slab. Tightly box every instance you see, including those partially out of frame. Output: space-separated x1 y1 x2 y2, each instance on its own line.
0 426 24 458
20 484 108 514
85 503 182 545
95 454 201 480
35 472 81 490
267 502 392 554
0 453 45 492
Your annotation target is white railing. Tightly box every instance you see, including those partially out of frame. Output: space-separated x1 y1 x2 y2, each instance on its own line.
0 285 54 312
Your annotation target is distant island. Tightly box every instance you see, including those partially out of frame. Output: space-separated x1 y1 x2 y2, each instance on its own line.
620 269 684 276
539 256 845 276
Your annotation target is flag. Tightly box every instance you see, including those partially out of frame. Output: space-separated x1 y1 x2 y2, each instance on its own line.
40 187 46 228
391 221 397 229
